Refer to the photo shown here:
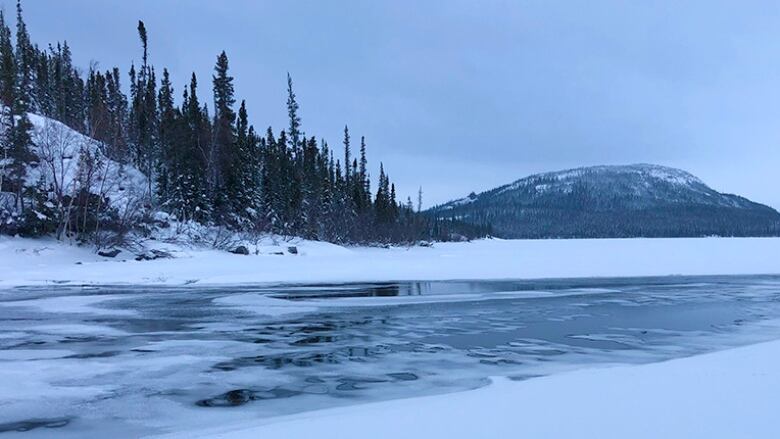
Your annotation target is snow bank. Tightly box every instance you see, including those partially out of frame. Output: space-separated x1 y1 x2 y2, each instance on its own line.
151 339 780 439
1 236 780 287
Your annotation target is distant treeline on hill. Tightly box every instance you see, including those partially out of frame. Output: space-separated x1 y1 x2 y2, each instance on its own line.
0 1 489 245
431 164 780 239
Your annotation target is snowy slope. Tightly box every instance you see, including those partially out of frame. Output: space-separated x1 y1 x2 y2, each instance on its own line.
25 113 148 213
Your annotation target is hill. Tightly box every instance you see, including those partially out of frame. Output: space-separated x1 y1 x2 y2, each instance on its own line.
431 164 780 238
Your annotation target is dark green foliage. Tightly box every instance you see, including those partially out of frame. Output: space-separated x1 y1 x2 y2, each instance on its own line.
0 11 14 109
162 73 210 221
211 51 237 220
0 5 35 222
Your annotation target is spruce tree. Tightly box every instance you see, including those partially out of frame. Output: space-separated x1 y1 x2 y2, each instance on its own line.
14 0 34 111
228 99 259 222
156 68 175 202
0 11 14 110
211 51 237 220
177 73 210 220
286 73 301 152
128 21 157 198
343 125 351 186
359 136 368 198
0 5 34 217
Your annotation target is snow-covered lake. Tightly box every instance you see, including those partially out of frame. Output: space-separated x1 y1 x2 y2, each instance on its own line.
2 275 780 437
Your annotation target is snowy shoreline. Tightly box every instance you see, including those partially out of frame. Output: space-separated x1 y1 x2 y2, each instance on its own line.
150 339 780 439
1 236 780 288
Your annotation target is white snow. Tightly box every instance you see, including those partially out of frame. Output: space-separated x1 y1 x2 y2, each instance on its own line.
151 339 780 439
1 235 780 288
26 113 149 212
480 163 707 199
439 195 477 209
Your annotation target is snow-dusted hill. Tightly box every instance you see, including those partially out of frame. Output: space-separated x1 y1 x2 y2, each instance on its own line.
432 164 780 238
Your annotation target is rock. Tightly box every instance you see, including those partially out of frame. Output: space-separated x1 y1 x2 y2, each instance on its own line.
196 389 255 407
417 241 434 247
230 245 250 255
98 248 121 258
287 246 298 255
134 249 173 261
448 233 469 242
151 249 172 259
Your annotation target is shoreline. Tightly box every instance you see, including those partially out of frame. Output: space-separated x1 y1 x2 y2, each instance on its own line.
2 236 780 288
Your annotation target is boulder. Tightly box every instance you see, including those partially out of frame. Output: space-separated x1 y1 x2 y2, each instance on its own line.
448 233 470 242
287 246 298 255
230 245 250 255
98 248 121 258
134 249 173 261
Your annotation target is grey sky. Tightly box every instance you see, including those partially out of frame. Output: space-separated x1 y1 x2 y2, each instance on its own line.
4 0 780 208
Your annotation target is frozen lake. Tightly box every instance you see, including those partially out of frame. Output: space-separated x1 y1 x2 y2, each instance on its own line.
2 275 780 437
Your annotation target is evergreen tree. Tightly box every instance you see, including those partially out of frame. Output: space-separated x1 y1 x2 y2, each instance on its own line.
175 73 210 220
0 11 14 110
14 0 34 111
228 100 259 222
128 21 157 198
0 5 34 217
156 68 174 202
105 67 128 161
343 125 351 186
211 51 237 219
286 73 301 151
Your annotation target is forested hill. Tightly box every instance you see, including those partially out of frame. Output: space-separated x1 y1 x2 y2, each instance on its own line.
431 164 780 239
0 2 483 246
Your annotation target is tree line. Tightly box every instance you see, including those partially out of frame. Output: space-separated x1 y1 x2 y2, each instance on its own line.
0 1 489 245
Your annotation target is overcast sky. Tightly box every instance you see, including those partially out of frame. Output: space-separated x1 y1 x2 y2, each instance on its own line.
4 0 780 208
